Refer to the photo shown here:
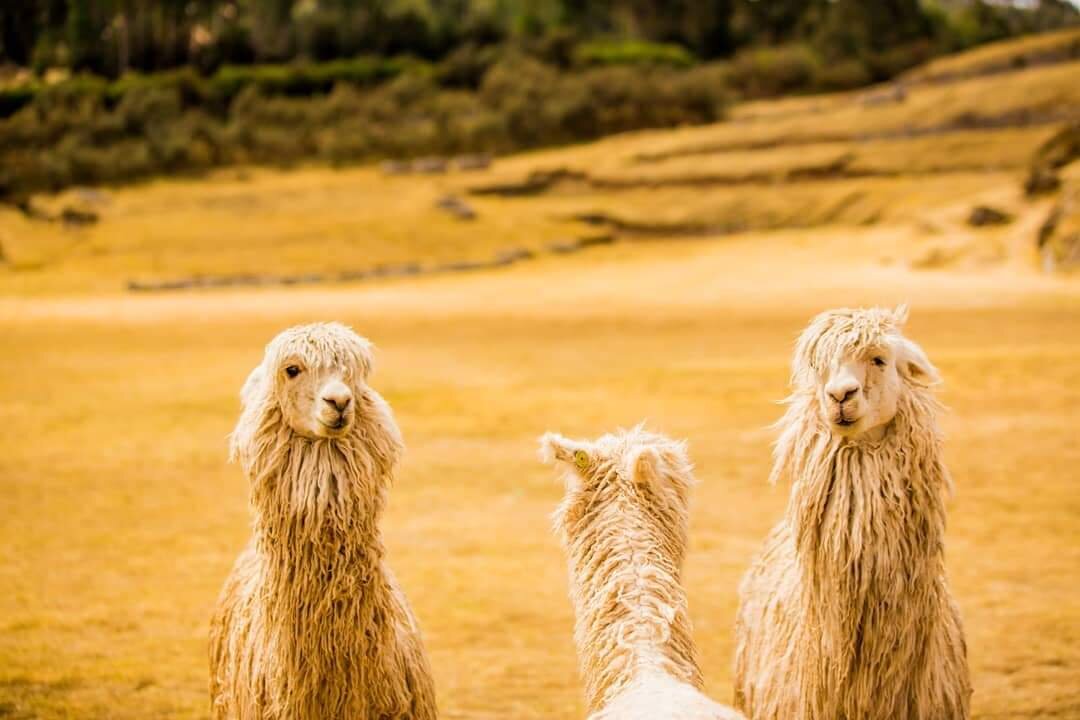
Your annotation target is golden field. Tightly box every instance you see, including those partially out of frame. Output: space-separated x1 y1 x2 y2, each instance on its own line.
2 32 1080 720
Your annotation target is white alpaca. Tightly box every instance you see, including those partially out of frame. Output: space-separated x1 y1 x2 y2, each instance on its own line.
209 322 437 720
734 306 971 720
541 427 746 720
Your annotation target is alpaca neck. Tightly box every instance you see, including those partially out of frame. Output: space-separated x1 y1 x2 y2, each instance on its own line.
248 435 397 717
568 499 701 711
780 392 951 660
250 433 391 590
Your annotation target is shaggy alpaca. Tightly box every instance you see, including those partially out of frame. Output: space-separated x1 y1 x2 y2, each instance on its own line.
208 322 437 720
734 306 971 720
541 427 745 720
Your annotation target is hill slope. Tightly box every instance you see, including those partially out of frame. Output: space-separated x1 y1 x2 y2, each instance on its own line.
3 34 1079 295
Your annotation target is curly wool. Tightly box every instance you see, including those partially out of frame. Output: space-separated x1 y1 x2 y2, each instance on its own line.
543 426 744 720
734 308 971 720
209 323 437 720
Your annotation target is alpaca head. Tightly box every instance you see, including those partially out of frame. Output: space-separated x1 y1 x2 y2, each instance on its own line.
238 322 374 440
791 305 940 439
540 426 695 545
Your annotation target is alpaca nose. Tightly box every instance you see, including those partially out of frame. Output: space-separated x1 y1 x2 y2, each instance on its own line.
827 380 860 404
321 385 352 412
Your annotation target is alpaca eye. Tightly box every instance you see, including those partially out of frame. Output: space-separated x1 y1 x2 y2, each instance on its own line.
285 365 301 378
873 357 887 368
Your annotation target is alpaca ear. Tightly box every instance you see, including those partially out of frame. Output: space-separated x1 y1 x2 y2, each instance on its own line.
624 439 691 485
539 433 592 469
892 303 910 327
239 365 267 409
539 432 591 493
896 337 941 387
624 445 665 488
356 338 375 379
623 439 695 504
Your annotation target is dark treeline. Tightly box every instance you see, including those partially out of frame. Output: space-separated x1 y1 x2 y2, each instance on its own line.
0 1 1077 200
2 0 1078 77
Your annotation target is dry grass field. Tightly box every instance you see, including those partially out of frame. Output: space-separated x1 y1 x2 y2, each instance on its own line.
2 31 1079 720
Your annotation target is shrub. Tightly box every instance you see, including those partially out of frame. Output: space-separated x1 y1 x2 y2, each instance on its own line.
479 54 562 147
815 58 872 91
0 84 38 117
574 40 696 69
0 54 731 197
730 44 821 97
435 43 502 89
864 40 935 81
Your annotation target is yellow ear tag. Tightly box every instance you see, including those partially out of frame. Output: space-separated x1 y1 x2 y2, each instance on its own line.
573 450 590 470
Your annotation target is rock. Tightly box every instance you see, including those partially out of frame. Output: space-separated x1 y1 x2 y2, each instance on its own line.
1024 121 1080 197
1038 179 1080 271
72 187 110 207
469 168 586 197
578 234 615 248
786 152 857 181
454 154 492 171
572 212 613 227
372 263 422 277
860 84 907 107
1032 121 1080 173
380 160 412 176
492 248 534 266
436 259 489 273
13 198 51 221
547 239 583 254
1024 167 1062 196
413 157 448 174
435 195 477 220
910 246 953 270
968 205 1012 227
60 207 99 226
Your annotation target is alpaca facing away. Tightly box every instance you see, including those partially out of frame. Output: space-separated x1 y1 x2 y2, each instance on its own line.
541 427 745 720
209 322 437 720
734 306 971 720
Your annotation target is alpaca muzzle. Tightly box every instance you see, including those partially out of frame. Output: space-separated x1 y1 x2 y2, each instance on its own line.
319 410 352 432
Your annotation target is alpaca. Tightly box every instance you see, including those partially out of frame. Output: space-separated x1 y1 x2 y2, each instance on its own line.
734 306 971 720
208 322 437 720
541 427 746 720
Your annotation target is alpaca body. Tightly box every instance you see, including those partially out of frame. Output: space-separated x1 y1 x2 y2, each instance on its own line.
595 672 744 720
542 428 745 720
210 535 435 720
734 308 970 720
209 323 436 720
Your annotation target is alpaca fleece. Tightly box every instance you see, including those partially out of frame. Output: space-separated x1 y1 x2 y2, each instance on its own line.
542 427 745 720
209 323 437 720
734 308 971 720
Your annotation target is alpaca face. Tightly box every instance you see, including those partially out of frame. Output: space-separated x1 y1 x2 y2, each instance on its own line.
239 322 375 441
794 306 940 440
276 361 357 439
817 343 904 438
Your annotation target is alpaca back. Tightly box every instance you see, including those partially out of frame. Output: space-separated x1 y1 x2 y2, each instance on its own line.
542 428 745 720
593 673 745 720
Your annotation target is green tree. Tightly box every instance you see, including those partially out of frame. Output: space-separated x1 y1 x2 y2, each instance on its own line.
67 0 104 71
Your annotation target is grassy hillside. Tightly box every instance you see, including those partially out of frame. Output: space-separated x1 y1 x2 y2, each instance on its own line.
2 34 1078 295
